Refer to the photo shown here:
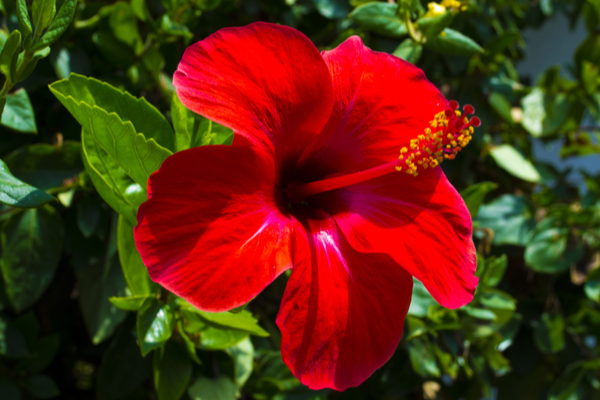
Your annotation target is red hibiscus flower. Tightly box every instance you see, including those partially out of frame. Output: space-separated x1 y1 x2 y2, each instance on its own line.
134 22 480 391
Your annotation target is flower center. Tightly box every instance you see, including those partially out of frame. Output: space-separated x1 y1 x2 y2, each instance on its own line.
284 101 480 204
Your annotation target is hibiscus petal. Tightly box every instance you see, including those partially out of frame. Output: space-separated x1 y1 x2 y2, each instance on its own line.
277 211 413 391
311 168 477 309
173 22 335 175
297 36 447 181
134 146 299 312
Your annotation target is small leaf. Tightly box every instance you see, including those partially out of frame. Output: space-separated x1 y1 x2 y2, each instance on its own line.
489 144 541 182
16 0 33 49
109 295 151 311
521 88 570 137
350 2 407 38
585 268 600 302
407 337 440 378
533 312 565 354
408 277 438 317
32 0 56 33
548 361 587 400
425 28 483 56
525 227 583 273
76 195 101 237
188 377 236 400
180 303 269 337
25 374 60 399
117 215 159 295
224 337 254 395
460 181 498 218
1 89 37 133
0 30 22 83
1 206 64 313
153 340 192 400
0 159 54 208
392 39 423 64
476 194 535 246
17 46 51 82
31 0 77 51
137 298 175 356
416 11 454 38
482 254 507 287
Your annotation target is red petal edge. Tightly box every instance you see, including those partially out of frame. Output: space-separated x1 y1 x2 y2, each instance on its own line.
277 211 413 391
313 167 478 309
173 22 335 174
134 146 298 312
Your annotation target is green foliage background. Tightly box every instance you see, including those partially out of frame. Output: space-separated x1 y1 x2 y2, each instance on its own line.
0 0 600 399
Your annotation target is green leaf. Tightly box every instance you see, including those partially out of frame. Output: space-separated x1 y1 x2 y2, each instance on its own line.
521 88 570 137
461 306 497 320
32 0 56 33
107 2 142 51
312 0 350 19
180 304 269 337
76 213 127 344
416 11 454 38
137 298 175 356
177 320 202 365
479 290 516 310
81 133 142 225
16 0 33 49
0 314 28 357
548 361 587 400
407 337 440 378
0 159 54 208
188 377 237 400
460 181 498 218
31 0 77 51
0 206 64 313
525 227 583 273
109 295 150 311
17 46 50 82
408 277 438 317
49 74 174 151
350 3 407 38
481 254 507 287
4 141 82 190
486 31 520 55
488 92 513 122
1 89 37 133
117 215 159 295
97 320 152 400
25 374 60 399
153 340 192 400
15 333 59 373
0 30 21 83
533 312 565 353
224 337 254 395
585 267 600 302
392 39 423 64
181 310 249 351
425 28 483 56
489 144 540 182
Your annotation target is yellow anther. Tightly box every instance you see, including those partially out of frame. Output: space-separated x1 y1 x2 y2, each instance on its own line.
395 166 402 171
401 147 408 154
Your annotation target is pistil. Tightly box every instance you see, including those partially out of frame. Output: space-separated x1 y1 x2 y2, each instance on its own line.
285 102 480 203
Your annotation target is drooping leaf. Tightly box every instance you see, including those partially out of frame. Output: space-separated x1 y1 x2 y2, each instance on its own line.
425 28 484 56
153 340 192 400
0 206 64 313
0 159 54 208
137 298 175 356
1 89 37 134
489 144 541 182
224 337 254 395
179 302 269 337
117 215 158 295
49 74 174 151
109 295 151 311
350 2 407 37
392 39 423 64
